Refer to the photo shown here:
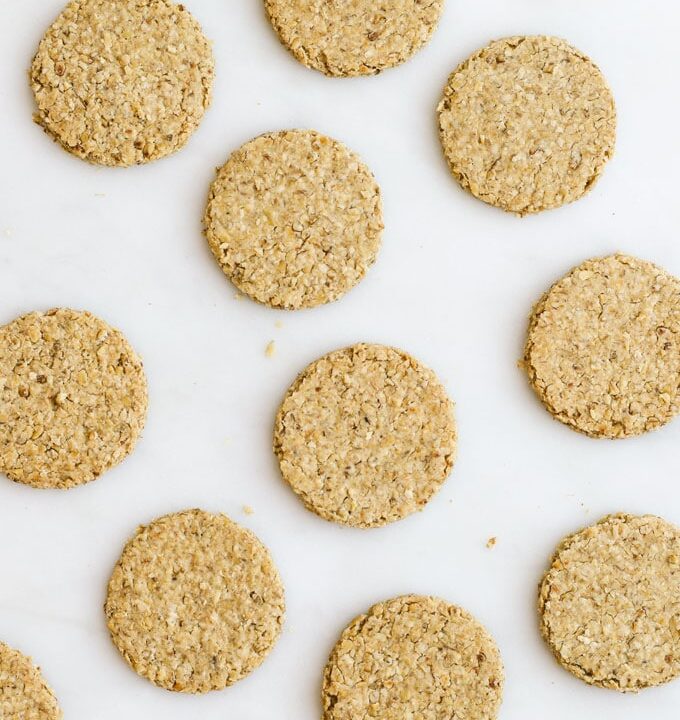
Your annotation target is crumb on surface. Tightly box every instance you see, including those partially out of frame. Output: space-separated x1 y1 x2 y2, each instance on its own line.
265 340 276 358
486 537 497 549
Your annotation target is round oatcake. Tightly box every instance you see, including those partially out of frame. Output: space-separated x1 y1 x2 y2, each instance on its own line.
105 509 285 693
204 130 383 310
437 36 616 215
264 0 444 77
523 254 680 439
0 641 61 720
323 595 503 720
274 344 456 527
0 308 147 489
539 514 680 692
30 0 214 166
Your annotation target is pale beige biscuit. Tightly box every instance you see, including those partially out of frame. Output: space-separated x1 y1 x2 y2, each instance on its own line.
30 0 214 166
323 595 503 720
438 36 616 215
274 344 456 528
204 130 383 310
264 0 444 77
0 641 62 720
0 308 147 489
523 254 680 438
105 509 285 693
539 514 680 692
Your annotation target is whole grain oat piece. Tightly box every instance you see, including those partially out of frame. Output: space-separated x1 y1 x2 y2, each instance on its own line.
0 641 62 720
437 36 616 215
264 0 444 77
0 308 147 489
539 514 680 692
274 343 456 527
30 0 214 166
105 509 285 693
323 595 503 720
523 254 680 438
204 130 383 310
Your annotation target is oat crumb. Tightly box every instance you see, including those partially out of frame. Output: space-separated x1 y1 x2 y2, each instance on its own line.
486 537 497 549
265 341 276 358
243 505 254 516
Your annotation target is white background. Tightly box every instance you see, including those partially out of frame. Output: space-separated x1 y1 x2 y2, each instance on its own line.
1 1 679 718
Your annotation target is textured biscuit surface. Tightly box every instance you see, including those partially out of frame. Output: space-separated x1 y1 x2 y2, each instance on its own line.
0 641 61 720
0 308 147 489
524 254 680 438
106 509 285 693
31 0 214 166
264 0 444 77
274 344 456 527
204 130 383 310
539 514 680 692
323 595 503 719
438 36 616 215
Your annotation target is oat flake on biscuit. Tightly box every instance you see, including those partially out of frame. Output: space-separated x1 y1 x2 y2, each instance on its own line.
264 0 444 77
539 514 680 692
0 641 62 720
438 35 616 215
204 130 383 310
274 343 456 527
105 509 285 693
30 0 214 166
523 254 680 438
323 595 503 720
0 308 147 489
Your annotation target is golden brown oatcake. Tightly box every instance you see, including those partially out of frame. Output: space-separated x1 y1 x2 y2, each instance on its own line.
274 344 456 527
204 130 383 310
0 641 62 720
105 509 285 693
264 0 444 77
0 308 147 489
30 0 214 166
323 595 503 720
523 254 680 438
438 36 616 215
539 514 680 692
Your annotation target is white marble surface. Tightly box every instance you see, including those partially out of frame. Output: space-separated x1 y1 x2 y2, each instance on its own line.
1 1 679 718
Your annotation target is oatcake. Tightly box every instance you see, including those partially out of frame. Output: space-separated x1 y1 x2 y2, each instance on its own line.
0 641 61 720
204 130 383 310
0 308 147 489
31 0 214 166
264 0 444 77
438 36 616 215
523 254 680 438
539 514 680 691
274 343 456 527
105 509 285 693
323 595 503 719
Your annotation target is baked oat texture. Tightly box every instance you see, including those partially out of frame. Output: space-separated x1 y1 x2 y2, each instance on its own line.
523 254 680 439
0 641 62 720
30 0 214 166
264 0 444 77
105 509 285 693
204 130 383 310
0 308 147 489
539 514 680 692
437 35 616 215
322 595 503 720
274 343 456 527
